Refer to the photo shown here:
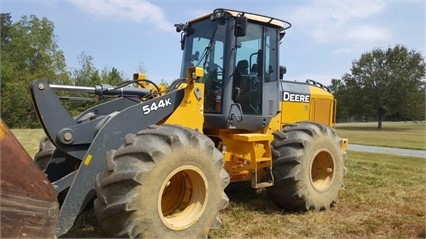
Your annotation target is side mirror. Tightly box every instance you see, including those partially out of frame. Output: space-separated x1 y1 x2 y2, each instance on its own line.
279 66 287 80
234 16 247 37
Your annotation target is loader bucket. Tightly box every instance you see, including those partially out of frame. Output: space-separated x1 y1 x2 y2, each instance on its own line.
0 119 59 238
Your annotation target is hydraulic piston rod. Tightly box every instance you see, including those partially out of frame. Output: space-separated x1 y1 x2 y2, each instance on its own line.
50 84 96 94
49 83 150 97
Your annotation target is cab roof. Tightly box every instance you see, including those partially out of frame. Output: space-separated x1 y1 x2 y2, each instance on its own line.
188 8 291 30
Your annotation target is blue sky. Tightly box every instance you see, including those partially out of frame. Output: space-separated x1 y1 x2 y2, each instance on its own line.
2 0 425 86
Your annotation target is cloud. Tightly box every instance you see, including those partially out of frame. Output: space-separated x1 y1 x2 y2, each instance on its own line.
67 0 173 32
289 0 391 43
345 24 390 42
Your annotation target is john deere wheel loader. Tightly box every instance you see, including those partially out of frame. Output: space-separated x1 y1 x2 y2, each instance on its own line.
4 8 348 238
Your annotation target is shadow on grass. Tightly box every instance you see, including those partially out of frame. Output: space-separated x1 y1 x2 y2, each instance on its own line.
224 181 306 215
60 206 107 238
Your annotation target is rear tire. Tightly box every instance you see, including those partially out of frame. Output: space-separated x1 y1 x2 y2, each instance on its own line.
94 124 230 238
34 136 56 171
268 122 346 211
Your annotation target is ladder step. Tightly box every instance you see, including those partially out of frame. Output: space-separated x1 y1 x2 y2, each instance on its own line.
253 181 273 189
251 166 274 189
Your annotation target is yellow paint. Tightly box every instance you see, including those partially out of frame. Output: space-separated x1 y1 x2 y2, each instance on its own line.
134 72 167 96
309 85 335 127
212 130 272 185
193 67 204 78
164 67 205 131
0 121 6 140
280 100 310 125
341 138 349 151
133 73 147 81
280 85 336 128
262 113 281 135
83 154 93 166
232 133 273 142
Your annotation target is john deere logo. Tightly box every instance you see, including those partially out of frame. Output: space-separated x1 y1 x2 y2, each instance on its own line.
283 92 310 103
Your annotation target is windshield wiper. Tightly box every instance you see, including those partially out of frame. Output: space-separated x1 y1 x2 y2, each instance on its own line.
196 23 220 68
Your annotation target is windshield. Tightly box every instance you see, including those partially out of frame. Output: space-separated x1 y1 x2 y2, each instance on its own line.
180 18 226 80
180 18 227 113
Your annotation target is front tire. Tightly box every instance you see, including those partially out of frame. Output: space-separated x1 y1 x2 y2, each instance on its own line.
268 122 346 211
94 125 230 238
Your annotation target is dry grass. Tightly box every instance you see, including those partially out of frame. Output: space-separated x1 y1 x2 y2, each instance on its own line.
60 151 425 239
9 123 426 238
210 151 426 238
336 121 426 150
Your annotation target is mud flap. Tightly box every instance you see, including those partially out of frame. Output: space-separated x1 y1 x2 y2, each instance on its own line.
0 119 59 238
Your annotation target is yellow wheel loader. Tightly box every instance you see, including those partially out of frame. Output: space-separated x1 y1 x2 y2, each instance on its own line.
2 8 347 238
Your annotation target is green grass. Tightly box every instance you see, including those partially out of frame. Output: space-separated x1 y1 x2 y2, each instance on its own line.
9 123 426 238
10 128 44 156
336 121 426 150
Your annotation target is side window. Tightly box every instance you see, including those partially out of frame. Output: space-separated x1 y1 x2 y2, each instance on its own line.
235 25 262 73
233 23 262 115
265 26 278 82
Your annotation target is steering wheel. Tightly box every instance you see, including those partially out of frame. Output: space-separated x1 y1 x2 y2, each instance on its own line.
206 62 223 73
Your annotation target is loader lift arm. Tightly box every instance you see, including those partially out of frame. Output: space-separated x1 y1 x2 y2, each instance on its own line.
29 79 185 236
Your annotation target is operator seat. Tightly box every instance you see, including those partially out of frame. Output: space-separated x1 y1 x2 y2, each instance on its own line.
233 60 252 111
233 60 249 99
237 60 249 75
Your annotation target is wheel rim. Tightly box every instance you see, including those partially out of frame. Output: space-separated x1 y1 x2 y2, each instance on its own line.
310 149 335 192
158 165 208 231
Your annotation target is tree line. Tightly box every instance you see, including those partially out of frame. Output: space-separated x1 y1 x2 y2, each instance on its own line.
1 13 132 128
1 13 425 129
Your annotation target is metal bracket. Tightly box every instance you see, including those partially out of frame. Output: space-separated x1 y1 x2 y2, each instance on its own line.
194 87 202 101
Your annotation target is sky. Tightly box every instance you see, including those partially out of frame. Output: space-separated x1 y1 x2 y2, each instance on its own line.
2 0 425 86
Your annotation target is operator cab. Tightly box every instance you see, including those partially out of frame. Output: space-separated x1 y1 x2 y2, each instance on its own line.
176 8 291 131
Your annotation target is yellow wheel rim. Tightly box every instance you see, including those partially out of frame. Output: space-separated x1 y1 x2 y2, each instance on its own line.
310 149 335 192
158 165 208 230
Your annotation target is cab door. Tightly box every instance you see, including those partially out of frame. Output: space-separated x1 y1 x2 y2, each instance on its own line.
261 25 280 117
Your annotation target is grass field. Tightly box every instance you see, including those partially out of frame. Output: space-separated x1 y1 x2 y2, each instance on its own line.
9 121 426 238
336 121 426 150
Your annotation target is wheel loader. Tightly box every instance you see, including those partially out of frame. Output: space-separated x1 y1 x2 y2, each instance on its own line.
1 8 347 238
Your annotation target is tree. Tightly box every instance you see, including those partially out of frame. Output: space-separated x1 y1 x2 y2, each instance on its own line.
71 52 127 86
329 78 351 121
71 52 100 86
68 52 128 116
1 14 69 128
332 45 426 128
100 66 126 85
1 13 12 51
136 62 147 75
